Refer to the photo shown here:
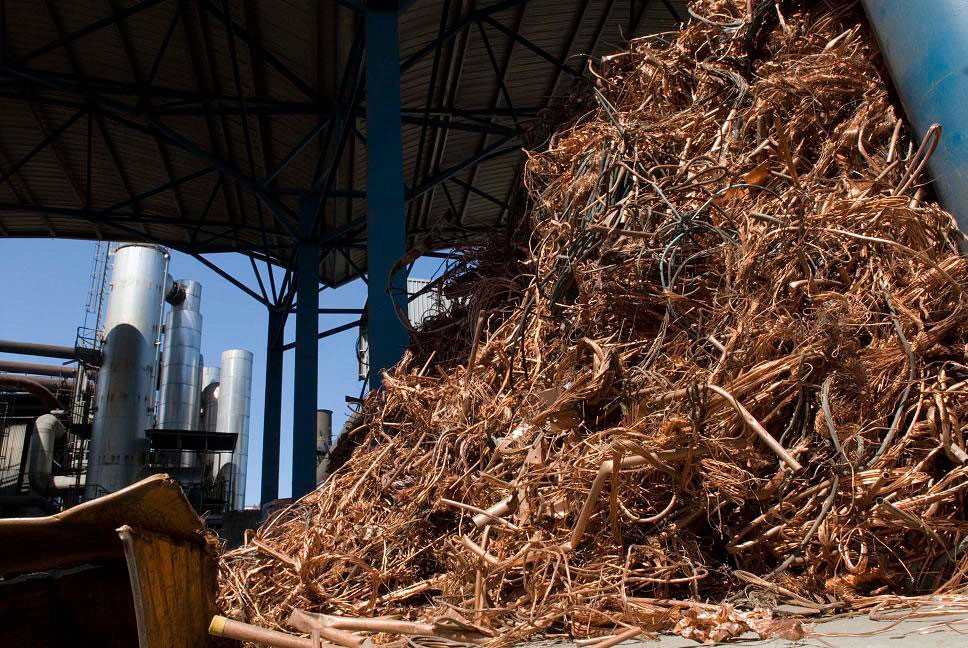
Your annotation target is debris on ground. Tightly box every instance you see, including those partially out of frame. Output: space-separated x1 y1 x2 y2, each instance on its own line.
219 0 968 644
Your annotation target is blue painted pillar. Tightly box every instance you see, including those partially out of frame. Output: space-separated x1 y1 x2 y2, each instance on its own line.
260 307 284 504
862 0 968 234
292 194 320 499
365 4 409 390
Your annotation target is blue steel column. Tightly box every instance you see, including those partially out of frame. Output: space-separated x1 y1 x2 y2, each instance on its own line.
260 307 284 504
365 4 410 390
292 194 320 498
862 0 968 235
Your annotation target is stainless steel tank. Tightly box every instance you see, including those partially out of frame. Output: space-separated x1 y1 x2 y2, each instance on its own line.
199 365 220 434
158 280 203 433
216 349 253 510
157 280 203 469
85 243 169 498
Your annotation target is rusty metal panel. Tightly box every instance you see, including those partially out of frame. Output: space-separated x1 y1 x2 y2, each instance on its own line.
0 474 201 578
118 525 218 648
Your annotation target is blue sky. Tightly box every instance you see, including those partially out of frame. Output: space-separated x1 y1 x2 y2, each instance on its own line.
0 238 442 506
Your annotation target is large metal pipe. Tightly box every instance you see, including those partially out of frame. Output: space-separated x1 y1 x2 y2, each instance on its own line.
158 280 203 434
0 359 74 377
27 413 66 492
0 373 75 392
0 339 76 360
85 243 170 498
862 0 968 234
216 349 253 510
199 365 220 434
0 375 61 410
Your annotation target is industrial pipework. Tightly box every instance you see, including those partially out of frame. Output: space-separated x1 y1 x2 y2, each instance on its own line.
216 350 253 510
157 280 204 466
199 365 220 435
862 0 968 236
85 243 172 498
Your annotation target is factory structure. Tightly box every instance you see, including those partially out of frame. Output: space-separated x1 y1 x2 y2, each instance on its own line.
0 242 444 520
0 242 269 518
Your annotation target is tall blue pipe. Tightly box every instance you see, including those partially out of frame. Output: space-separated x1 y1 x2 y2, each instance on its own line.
862 0 968 233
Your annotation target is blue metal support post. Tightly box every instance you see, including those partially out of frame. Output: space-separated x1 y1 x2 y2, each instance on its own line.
260 307 284 504
365 3 409 390
292 194 320 498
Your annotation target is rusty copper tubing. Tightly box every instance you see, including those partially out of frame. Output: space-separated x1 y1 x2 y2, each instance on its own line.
289 609 364 648
706 384 802 471
441 498 520 530
562 454 650 552
585 626 642 648
460 534 500 566
317 615 435 636
210 616 336 648
471 497 516 528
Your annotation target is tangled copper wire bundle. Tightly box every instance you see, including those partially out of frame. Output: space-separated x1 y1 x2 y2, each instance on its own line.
220 1 968 643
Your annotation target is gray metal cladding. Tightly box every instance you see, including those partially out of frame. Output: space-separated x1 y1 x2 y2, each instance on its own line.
158 280 203 433
85 243 169 497
217 349 253 510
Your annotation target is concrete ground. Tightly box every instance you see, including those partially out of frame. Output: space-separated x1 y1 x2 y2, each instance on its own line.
648 611 968 646
527 610 968 647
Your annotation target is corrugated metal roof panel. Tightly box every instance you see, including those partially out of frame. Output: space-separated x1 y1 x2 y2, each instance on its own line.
0 0 688 285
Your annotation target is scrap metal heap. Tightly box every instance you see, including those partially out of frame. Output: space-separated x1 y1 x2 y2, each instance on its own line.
220 1 968 644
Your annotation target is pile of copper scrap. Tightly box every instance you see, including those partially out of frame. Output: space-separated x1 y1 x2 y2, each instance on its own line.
219 0 968 644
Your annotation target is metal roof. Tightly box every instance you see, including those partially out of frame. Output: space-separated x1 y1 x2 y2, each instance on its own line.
0 0 685 296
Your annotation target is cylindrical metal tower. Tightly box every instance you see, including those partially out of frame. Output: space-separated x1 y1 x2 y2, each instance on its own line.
199 365 221 434
158 280 203 433
316 409 333 455
216 349 253 510
85 243 169 497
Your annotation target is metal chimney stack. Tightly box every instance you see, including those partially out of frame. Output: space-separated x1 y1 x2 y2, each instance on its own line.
85 244 170 497
199 365 220 434
216 349 253 510
316 409 333 455
158 280 203 434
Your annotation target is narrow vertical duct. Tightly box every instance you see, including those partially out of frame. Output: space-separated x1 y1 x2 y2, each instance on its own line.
216 350 253 510
157 280 203 458
862 0 968 234
85 244 170 498
316 409 333 455
199 364 221 494
199 365 221 434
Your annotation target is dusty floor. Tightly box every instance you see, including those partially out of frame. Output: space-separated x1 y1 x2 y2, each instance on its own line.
528 611 968 647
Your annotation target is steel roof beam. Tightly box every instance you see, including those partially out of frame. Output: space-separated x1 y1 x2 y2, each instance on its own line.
399 0 527 73
0 64 300 237
12 0 168 66
0 106 84 187
199 0 322 104
407 134 518 201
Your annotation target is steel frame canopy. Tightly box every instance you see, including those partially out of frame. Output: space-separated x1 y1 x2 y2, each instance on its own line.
0 0 685 501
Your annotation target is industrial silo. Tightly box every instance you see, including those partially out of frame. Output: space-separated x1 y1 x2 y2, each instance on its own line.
157 280 203 467
85 244 170 497
216 350 252 510
199 365 220 434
